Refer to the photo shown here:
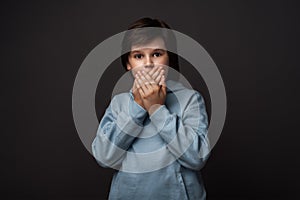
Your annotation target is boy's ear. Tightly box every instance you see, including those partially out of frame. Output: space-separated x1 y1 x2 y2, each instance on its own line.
126 63 132 70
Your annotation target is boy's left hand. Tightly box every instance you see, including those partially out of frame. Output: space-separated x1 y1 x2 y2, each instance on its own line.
135 70 167 115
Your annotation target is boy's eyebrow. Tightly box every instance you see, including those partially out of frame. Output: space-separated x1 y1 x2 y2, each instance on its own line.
130 48 167 53
153 48 167 51
130 50 142 54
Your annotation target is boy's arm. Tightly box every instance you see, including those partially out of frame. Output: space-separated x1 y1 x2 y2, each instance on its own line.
91 93 147 169
150 91 211 171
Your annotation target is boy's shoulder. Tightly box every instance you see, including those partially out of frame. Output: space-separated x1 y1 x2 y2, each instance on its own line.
167 79 202 99
110 92 131 110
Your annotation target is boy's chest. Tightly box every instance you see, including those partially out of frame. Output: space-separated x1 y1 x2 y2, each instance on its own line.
130 120 166 153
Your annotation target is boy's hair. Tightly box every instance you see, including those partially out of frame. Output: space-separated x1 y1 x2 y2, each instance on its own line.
121 17 179 72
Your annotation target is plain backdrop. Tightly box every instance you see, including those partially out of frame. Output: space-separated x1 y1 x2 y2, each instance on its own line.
2 0 299 199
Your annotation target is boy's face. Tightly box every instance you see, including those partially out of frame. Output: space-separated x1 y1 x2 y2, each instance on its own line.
126 37 169 77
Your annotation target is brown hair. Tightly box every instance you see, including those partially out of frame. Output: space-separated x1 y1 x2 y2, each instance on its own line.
121 17 179 72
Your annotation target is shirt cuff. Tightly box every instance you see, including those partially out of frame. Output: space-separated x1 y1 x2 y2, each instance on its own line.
149 105 169 131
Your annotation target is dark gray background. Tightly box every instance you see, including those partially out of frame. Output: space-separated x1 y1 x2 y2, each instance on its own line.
2 0 299 199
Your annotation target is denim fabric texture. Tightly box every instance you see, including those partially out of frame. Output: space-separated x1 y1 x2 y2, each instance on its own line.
92 80 210 200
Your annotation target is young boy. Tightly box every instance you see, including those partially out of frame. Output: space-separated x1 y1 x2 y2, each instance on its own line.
92 17 210 200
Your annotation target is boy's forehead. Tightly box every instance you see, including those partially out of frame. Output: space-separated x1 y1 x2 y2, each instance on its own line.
131 37 167 51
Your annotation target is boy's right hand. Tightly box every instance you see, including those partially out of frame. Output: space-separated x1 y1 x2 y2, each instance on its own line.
132 66 165 109
132 78 145 109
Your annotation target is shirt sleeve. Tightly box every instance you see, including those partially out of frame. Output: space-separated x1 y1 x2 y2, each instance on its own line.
92 94 147 169
149 91 211 171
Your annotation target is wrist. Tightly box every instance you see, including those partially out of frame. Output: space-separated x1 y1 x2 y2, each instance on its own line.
133 93 145 109
148 104 163 116
134 98 144 109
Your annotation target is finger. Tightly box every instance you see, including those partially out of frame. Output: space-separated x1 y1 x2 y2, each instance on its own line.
135 77 146 97
137 71 151 89
147 66 159 77
154 69 164 83
137 71 148 83
151 66 163 82
135 73 144 86
161 84 167 96
136 73 149 92
132 79 139 93
138 72 155 95
138 87 145 98
141 70 156 85
132 78 137 90
159 75 166 87
158 75 167 96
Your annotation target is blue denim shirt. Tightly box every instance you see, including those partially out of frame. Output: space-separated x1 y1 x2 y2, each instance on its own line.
92 80 210 200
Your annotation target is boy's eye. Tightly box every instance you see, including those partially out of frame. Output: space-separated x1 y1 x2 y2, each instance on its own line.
134 54 143 59
153 52 162 57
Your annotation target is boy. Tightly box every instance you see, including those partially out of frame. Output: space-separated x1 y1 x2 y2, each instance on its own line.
92 17 210 200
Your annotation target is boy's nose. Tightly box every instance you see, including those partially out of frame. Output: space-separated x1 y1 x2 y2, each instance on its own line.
144 56 154 68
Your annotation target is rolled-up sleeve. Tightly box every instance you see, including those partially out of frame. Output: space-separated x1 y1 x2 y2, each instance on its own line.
92 94 147 169
149 91 210 171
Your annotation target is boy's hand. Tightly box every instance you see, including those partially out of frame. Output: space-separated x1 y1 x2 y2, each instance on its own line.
135 70 166 115
131 66 165 110
132 78 145 109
